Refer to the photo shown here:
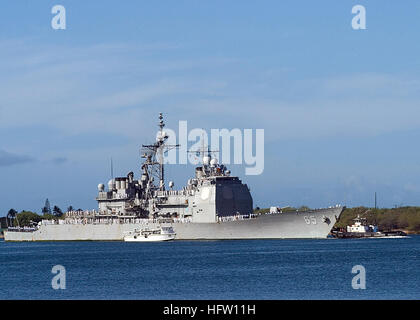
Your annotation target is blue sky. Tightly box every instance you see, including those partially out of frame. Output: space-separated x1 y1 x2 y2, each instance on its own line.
1 1 420 214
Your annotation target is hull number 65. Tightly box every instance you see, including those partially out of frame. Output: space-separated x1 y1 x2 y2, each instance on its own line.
304 216 317 225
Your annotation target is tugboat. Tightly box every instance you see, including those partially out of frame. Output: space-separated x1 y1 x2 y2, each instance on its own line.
123 226 176 242
332 215 407 238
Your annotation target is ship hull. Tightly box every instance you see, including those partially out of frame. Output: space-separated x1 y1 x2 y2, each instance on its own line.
4 207 343 241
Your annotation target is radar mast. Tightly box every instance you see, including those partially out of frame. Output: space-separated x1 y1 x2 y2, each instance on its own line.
141 113 179 191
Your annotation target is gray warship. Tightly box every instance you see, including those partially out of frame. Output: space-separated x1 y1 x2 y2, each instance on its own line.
5 113 344 241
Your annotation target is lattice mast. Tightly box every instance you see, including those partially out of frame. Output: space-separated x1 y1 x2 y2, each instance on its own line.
141 113 179 191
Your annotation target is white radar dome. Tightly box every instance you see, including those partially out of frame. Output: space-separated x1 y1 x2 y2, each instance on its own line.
210 158 218 167
203 156 210 166
108 179 115 189
98 183 105 191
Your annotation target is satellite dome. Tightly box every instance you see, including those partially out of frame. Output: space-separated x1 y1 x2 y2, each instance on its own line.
203 156 210 166
210 158 218 167
98 183 105 191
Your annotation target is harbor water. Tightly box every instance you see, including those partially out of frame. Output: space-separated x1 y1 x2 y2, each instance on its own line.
0 236 419 299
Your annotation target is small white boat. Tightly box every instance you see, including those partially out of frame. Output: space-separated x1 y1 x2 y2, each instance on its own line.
123 226 176 242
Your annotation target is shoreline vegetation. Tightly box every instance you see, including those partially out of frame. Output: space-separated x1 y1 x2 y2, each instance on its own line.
1 206 420 235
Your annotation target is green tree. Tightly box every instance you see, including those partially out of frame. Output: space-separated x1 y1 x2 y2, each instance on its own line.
15 211 42 227
42 198 52 215
53 206 63 217
7 208 17 219
298 206 310 211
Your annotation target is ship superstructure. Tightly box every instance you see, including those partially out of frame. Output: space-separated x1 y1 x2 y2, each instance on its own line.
96 113 253 223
